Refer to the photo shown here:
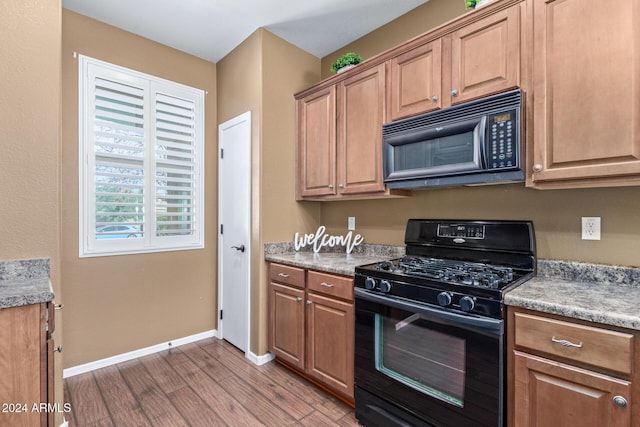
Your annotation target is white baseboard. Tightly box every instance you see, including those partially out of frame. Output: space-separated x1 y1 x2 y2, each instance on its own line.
63 329 217 378
247 351 275 366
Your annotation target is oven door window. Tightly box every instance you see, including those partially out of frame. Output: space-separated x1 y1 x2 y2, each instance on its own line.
375 313 465 407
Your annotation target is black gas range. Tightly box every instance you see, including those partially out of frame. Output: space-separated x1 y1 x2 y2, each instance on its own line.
354 219 535 427
354 219 536 319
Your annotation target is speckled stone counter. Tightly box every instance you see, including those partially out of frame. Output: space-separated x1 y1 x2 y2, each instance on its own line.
264 243 405 276
0 258 55 309
505 259 640 330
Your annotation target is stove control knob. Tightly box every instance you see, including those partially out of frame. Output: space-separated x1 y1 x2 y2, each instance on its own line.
365 277 376 290
437 292 452 307
379 280 392 293
460 296 476 312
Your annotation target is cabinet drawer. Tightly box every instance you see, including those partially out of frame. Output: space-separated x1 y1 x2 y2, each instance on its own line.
307 270 353 301
514 312 633 375
269 263 305 289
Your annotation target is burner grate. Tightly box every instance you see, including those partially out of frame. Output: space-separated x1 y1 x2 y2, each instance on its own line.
389 256 515 289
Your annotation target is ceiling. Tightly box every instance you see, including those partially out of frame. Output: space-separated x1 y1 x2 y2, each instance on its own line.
61 0 430 63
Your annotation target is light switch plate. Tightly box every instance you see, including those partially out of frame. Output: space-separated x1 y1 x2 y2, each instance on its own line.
348 216 356 231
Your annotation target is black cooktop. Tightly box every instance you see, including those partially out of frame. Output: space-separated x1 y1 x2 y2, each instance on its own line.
354 219 536 318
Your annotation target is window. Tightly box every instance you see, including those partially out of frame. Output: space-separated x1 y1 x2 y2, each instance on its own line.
79 55 205 257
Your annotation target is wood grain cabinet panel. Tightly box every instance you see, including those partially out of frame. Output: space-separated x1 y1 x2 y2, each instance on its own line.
268 263 355 401
450 4 521 105
296 86 336 198
337 64 387 196
389 40 442 120
530 0 640 188
513 351 632 427
0 303 55 427
306 292 354 399
269 282 305 371
508 307 637 427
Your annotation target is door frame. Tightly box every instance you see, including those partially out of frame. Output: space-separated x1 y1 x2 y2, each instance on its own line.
217 111 251 354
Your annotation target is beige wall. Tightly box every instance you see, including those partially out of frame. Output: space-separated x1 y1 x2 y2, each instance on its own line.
1 0 63 422
217 28 321 354
316 0 640 267
61 10 218 367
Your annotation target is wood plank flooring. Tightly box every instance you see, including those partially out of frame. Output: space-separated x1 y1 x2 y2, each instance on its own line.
64 337 359 427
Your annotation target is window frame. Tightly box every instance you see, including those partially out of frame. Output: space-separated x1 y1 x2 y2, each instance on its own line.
78 55 205 257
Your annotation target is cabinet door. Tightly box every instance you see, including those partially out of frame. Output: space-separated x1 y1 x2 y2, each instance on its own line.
531 0 640 187
296 86 336 198
269 282 305 370
336 64 387 196
389 40 442 120
0 304 43 426
513 351 631 427
450 4 520 105
306 292 354 399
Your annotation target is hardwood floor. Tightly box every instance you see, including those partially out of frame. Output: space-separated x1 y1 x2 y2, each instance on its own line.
64 337 359 427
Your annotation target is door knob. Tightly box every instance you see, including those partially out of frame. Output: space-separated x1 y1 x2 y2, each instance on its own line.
231 245 245 253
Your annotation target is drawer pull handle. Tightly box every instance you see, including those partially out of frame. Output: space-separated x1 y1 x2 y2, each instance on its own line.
278 273 290 278
320 282 334 288
613 396 628 408
551 336 583 348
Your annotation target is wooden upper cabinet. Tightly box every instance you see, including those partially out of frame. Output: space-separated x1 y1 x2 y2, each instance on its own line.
337 63 387 195
296 86 336 198
449 4 521 105
387 3 521 121
389 40 442 120
530 0 640 188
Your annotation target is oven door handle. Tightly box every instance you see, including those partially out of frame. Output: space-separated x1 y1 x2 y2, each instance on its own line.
355 288 502 337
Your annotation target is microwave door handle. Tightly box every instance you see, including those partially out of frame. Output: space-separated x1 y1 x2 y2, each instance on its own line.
354 288 502 337
475 115 487 168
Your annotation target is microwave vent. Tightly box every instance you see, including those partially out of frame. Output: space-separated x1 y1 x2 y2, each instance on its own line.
383 89 523 136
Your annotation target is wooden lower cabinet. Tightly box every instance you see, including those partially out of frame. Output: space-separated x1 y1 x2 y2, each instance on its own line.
306 292 354 398
508 307 637 427
0 302 55 427
513 351 631 427
268 263 355 401
270 282 305 370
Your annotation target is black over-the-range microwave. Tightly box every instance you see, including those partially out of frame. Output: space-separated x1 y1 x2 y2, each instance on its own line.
383 89 524 189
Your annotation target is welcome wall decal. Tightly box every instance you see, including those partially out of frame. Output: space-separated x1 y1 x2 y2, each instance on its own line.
294 226 364 254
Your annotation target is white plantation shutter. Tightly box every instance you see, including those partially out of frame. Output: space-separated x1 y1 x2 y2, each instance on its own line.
154 92 197 238
79 55 204 257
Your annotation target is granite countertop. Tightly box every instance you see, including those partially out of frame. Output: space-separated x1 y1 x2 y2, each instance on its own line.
505 259 640 330
0 258 55 309
265 242 404 276
266 243 640 331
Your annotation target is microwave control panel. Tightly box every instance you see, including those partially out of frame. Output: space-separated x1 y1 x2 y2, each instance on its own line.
487 109 517 169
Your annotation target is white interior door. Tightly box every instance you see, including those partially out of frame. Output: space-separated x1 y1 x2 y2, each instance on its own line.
218 111 251 353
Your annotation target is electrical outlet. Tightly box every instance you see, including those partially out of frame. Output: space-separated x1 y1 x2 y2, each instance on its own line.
581 217 601 240
348 216 356 231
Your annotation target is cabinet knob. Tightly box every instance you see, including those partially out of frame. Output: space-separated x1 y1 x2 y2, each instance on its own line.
533 164 543 172
338 184 344 189
306 300 312 305
431 95 438 102
54 346 62 353
55 304 64 310
296 297 302 302
328 184 334 189
613 396 628 408
451 89 458 96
